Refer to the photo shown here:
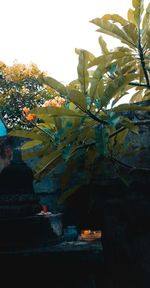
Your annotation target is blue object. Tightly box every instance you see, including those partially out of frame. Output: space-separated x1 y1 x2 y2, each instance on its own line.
0 119 7 137
63 225 78 241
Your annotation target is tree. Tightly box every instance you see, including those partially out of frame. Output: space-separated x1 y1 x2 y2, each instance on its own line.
10 0 150 203
0 61 58 128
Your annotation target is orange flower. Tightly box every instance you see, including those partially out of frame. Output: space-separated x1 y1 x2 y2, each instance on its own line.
42 100 51 107
42 96 65 108
23 107 30 114
26 113 36 121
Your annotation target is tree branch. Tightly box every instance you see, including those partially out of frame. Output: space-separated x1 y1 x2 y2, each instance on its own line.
128 82 149 88
138 37 150 87
111 156 150 172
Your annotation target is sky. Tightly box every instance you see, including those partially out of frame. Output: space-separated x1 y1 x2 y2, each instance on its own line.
1 0 149 84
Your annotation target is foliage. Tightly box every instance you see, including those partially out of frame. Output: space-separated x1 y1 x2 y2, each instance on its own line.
9 0 150 203
0 61 58 128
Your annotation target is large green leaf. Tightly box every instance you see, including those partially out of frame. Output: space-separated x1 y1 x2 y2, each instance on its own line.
32 106 84 117
130 90 143 103
75 48 95 62
98 36 109 54
88 51 133 69
77 49 89 94
123 23 138 47
142 3 150 48
67 89 87 110
89 62 106 101
120 59 137 75
22 143 50 160
9 130 46 142
21 140 42 150
102 14 129 26
132 0 144 28
100 74 137 107
34 150 62 178
112 103 150 113
127 9 137 25
90 79 104 103
39 75 67 95
95 126 108 157
90 18 136 48
143 90 150 100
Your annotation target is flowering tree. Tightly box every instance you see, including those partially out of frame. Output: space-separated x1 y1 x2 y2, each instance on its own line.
10 0 150 203
0 61 58 128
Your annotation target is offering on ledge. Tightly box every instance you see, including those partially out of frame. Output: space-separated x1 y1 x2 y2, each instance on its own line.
80 229 102 241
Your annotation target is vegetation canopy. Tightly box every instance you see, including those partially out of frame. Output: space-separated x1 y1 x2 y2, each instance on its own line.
8 0 150 203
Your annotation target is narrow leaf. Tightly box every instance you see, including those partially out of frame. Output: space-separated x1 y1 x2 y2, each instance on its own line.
77 49 89 94
98 36 109 54
39 75 67 95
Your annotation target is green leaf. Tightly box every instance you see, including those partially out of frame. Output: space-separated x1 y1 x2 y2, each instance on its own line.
102 14 129 26
34 150 62 178
77 49 89 94
132 0 144 28
75 48 95 62
98 36 109 54
32 106 84 117
119 117 139 134
39 75 67 95
90 18 136 48
101 74 136 107
142 3 150 47
22 144 50 160
9 130 46 142
127 9 137 24
21 140 42 150
123 23 138 47
130 91 143 103
67 89 86 110
90 64 105 101
108 112 121 128
112 103 150 113
88 51 133 69
95 126 108 157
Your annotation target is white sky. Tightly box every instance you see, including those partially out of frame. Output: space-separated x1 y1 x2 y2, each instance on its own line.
0 0 149 84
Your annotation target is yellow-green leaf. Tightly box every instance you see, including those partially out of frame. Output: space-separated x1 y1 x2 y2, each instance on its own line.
102 14 129 26
34 150 62 178
88 51 133 69
90 65 105 101
132 0 144 28
75 48 95 62
127 9 136 24
40 75 67 95
32 106 84 117
21 140 42 150
123 23 138 47
130 91 143 103
112 103 150 113
67 89 86 110
90 18 136 48
77 49 89 94
98 36 109 54
101 74 136 107
142 3 150 47
9 130 45 142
